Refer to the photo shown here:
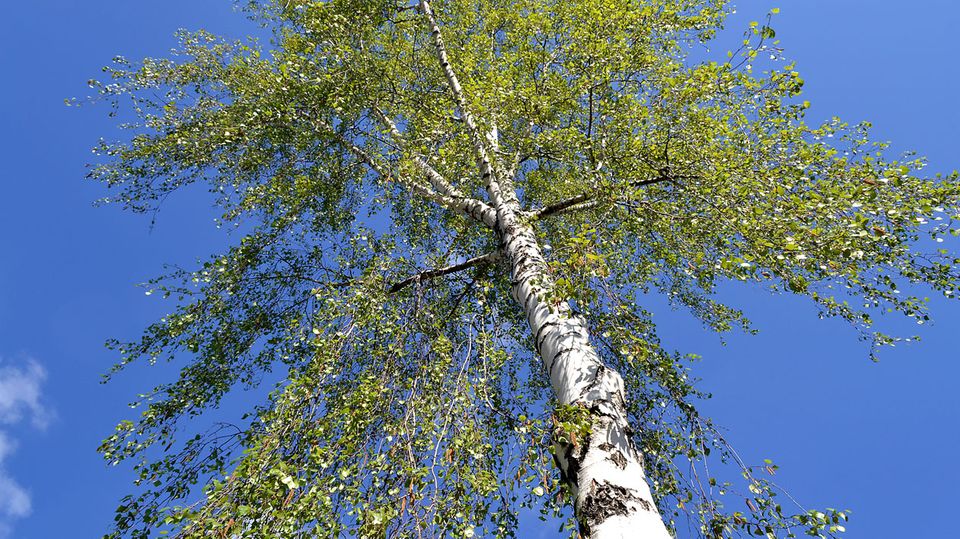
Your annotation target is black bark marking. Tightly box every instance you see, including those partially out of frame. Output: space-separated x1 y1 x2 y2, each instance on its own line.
552 451 569 485
579 364 607 401
502 232 523 250
579 480 650 537
549 347 577 376
535 320 559 354
523 289 536 310
609 450 627 470
554 416 591 496
564 444 582 486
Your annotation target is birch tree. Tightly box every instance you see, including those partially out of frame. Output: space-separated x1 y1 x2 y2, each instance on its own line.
90 1 960 538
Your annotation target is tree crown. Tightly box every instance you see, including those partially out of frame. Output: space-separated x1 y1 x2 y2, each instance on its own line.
89 1 959 537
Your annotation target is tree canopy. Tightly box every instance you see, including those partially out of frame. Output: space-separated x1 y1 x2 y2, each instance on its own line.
89 1 960 538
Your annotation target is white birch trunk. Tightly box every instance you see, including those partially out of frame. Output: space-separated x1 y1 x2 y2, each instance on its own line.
416 3 669 535
496 205 672 539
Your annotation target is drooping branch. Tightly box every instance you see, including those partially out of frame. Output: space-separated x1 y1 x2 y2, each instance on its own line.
388 250 501 293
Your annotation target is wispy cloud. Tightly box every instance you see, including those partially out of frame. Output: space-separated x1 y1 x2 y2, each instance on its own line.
0 359 49 429
0 431 31 517
0 358 50 538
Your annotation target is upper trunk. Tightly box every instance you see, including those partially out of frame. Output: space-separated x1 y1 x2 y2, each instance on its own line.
495 201 672 539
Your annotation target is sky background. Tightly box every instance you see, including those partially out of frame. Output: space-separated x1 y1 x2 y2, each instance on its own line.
1 1 958 538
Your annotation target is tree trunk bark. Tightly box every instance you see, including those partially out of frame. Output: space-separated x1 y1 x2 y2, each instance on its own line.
496 204 672 539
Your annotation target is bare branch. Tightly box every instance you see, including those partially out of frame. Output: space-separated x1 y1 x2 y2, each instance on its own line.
528 173 685 221
388 251 501 293
528 194 596 221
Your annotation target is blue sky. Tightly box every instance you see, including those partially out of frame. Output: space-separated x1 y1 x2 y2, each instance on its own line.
0 1 957 538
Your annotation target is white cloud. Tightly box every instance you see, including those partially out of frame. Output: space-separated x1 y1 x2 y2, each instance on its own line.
0 358 50 536
0 432 30 518
0 432 12 461
0 360 49 428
